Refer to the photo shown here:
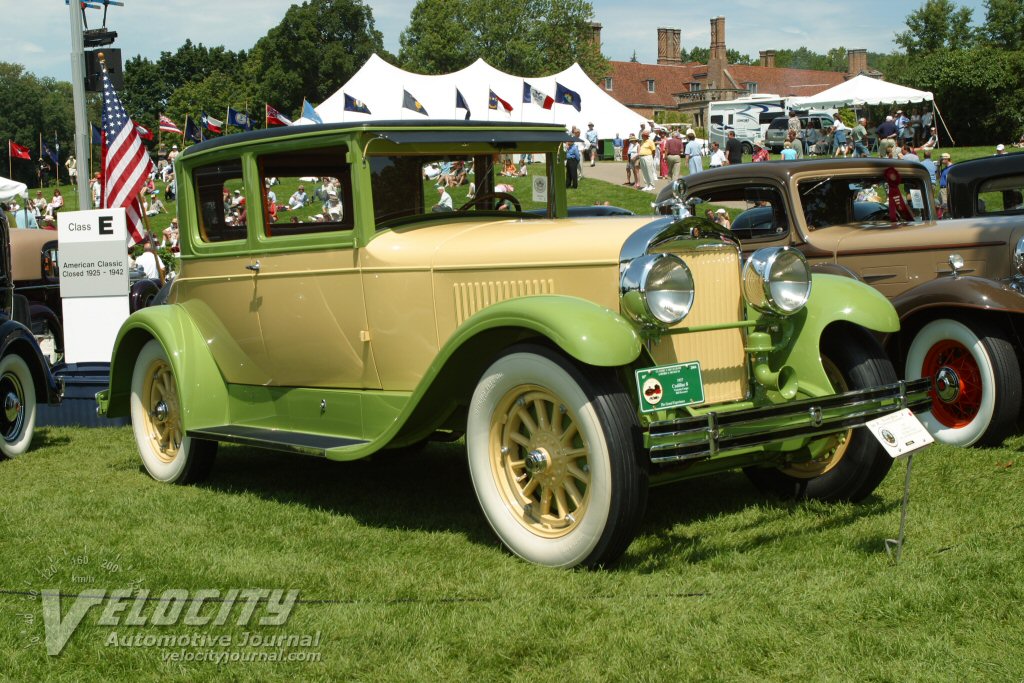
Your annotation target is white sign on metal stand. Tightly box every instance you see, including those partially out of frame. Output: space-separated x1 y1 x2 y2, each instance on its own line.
864 405 935 564
58 208 131 364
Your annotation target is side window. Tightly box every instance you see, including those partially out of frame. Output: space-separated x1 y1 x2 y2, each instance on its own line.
368 153 545 228
977 175 1024 215
258 146 353 237
193 160 247 243
693 185 788 241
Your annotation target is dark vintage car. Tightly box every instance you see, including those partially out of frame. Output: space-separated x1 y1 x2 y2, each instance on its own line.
656 158 1024 448
946 152 1024 219
0 207 63 456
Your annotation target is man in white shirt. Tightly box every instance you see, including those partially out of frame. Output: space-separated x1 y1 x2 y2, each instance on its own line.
136 241 165 281
708 142 727 169
435 186 453 211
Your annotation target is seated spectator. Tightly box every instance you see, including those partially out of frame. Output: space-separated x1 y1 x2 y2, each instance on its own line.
325 190 343 221
433 186 453 212
146 197 166 216
161 218 180 252
914 127 938 153
164 172 176 200
288 185 309 210
781 141 798 161
501 159 518 176
32 191 48 217
46 189 64 218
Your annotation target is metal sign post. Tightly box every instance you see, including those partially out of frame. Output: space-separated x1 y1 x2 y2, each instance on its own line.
884 454 914 565
69 1 92 210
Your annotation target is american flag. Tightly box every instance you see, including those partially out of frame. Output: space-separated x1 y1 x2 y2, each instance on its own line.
101 64 153 244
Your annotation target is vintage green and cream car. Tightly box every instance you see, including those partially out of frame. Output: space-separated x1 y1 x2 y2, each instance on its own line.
97 122 929 568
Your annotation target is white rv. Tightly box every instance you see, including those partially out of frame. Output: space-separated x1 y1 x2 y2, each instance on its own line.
708 95 788 153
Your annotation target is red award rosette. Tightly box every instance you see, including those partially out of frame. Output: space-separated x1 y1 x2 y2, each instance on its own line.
884 167 915 222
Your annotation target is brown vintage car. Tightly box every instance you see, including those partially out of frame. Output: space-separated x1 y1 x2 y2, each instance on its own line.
9 229 62 363
656 158 1024 448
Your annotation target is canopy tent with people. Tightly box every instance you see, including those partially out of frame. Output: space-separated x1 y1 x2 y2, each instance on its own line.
790 74 953 145
301 54 648 145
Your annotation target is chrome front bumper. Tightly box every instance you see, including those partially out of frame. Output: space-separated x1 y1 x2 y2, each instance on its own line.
646 378 932 464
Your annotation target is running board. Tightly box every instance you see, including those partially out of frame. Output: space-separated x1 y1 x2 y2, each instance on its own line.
187 425 368 457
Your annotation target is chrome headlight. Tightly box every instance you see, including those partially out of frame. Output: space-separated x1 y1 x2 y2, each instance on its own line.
1014 236 1024 275
671 178 686 201
620 253 695 326
743 247 811 315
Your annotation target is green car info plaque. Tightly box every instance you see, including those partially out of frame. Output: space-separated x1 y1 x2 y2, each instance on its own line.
635 361 705 414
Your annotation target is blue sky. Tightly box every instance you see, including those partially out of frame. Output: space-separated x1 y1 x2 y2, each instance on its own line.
3 0 990 82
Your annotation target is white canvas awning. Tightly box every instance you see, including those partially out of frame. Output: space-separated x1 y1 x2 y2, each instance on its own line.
304 54 647 139
792 74 934 110
0 176 27 202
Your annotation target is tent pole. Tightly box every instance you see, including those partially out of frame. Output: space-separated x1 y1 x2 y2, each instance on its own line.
932 100 955 147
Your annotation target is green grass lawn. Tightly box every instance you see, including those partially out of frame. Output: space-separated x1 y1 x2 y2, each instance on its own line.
0 426 1021 680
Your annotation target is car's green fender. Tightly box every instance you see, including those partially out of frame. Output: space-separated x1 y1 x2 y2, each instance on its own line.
768 273 899 398
371 295 643 448
445 294 642 367
99 305 229 425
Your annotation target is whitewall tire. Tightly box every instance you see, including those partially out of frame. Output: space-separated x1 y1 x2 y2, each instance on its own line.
466 346 647 568
130 340 216 483
905 318 1020 447
0 354 37 458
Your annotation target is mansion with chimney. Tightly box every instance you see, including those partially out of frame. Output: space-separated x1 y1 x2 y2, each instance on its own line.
595 17 879 128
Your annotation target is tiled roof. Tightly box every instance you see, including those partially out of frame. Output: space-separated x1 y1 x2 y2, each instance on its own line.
606 60 848 106
605 61 704 108
726 64 846 97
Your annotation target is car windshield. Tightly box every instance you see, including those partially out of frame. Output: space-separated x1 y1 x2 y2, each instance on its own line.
797 173 933 229
368 151 551 228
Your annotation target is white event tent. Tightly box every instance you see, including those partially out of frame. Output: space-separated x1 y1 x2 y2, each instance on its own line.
306 54 647 139
792 74 934 110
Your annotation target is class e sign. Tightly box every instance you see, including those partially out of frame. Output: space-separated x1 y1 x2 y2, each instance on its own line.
57 208 131 299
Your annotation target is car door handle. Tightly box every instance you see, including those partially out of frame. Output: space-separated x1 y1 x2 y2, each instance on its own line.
246 261 261 273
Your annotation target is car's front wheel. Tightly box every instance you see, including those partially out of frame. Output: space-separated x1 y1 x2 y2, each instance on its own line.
905 318 1020 447
746 328 897 502
466 345 647 568
0 354 37 458
130 339 216 483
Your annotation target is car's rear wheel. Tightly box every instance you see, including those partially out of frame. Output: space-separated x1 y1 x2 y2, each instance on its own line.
746 328 896 502
0 354 36 458
466 345 647 568
905 318 1020 447
130 339 216 483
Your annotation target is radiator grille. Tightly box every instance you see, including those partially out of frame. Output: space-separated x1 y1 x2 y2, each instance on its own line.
648 246 748 405
454 279 555 324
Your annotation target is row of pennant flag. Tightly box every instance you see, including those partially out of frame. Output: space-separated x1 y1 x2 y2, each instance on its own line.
6 79 584 163
313 81 582 122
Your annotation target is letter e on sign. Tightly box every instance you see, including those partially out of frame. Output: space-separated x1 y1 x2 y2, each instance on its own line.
99 215 113 235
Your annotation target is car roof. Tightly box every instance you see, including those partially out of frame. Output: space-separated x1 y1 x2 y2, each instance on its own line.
945 151 1024 185
181 120 573 158
681 158 929 189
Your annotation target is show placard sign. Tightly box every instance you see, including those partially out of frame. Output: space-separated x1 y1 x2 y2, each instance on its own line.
58 209 131 364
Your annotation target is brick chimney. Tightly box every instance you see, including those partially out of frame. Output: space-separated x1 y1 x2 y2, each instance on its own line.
657 28 682 65
846 48 867 75
590 22 602 48
708 16 727 88
759 50 776 68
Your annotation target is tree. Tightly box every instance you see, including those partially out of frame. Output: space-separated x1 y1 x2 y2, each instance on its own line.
0 63 80 186
680 47 752 64
773 47 846 72
245 0 386 117
895 0 976 53
399 0 607 79
981 0 1024 50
